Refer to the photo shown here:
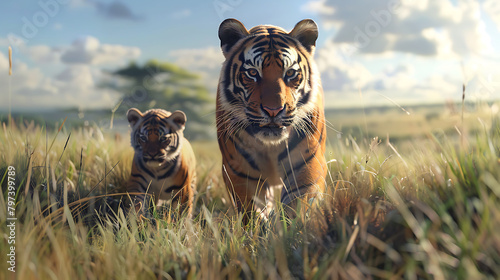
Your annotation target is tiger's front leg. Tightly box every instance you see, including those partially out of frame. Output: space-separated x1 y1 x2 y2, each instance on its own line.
168 174 195 219
279 153 328 216
125 181 156 220
222 168 258 216
222 165 279 221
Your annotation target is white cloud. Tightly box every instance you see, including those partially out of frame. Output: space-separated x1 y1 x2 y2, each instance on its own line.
314 40 464 107
316 41 373 91
461 57 500 102
311 0 491 57
0 61 121 110
51 65 120 108
61 36 141 65
21 45 62 63
168 47 224 71
369 64 417 92
13 36 140 67
301 0 334 15
483 0 500 29
167 47 224 91
0 52 56 108
0 36 134 110
171 9 192 20
301 0 499 107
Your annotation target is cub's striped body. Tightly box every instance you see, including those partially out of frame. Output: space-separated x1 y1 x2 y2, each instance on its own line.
126 108 196 217
216 19 327 217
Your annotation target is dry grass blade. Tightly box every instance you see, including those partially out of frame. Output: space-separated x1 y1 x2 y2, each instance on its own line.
109 99 123 129
84 160 120 197
1 101 499 279
8 46 12 75
57 132 71 164
8 46 12 127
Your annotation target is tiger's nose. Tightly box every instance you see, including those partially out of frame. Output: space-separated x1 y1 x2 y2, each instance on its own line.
262 105 284 117
145 151 162 160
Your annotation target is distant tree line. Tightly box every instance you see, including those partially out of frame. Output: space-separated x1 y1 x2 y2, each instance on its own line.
104 60 214 140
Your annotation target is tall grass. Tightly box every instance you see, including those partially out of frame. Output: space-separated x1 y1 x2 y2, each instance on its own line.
1 109 499 279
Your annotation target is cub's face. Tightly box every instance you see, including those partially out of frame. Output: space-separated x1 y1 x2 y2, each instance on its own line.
218 19 320 145
127 108 186 168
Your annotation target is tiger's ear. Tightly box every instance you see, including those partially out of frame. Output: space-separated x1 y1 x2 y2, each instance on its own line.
289 19 318 54
170 110 187 130
219 18 249 57
127 108 143 127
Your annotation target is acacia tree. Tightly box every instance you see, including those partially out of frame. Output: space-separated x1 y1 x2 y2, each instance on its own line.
106 60 213 139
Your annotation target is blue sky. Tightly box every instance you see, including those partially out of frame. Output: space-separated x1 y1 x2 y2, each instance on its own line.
1 0 499 110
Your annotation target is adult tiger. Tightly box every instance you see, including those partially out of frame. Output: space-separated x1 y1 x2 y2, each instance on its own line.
126 108 196 218
216 19 327 218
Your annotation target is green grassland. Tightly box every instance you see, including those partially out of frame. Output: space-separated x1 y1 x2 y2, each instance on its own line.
1 102 500 279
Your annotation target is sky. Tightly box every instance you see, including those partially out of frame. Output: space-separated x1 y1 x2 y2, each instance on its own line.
0 0 499 111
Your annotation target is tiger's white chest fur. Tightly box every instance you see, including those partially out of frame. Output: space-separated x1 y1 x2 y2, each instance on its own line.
239 135 284 182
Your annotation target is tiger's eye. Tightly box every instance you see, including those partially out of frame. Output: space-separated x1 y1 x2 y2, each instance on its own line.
248 69 258 77
286 69 296 78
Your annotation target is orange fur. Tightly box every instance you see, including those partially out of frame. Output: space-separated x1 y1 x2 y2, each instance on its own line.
216 19 327 218
126 108 196 218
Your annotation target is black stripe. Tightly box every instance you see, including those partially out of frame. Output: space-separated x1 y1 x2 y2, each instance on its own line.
306 59 313 96
220 140 233 163
297 88 310 106
137 158 155 178
131 173 148 184
222 36 258 88
277 128 307 162
244 123 257 136
220 139 246 178
285 123 325 177
139 114 159 126
283 127 324 178
245 106 259 114
252 47 267 56
252 39 269 49
223 88 237 105
279 35 293 44
285 152 315 179
234 139 260 171
224 160 261 181
274 41 290 49
280 181 316 202
164 184 183 194
129 184 146 194
158 156 179 180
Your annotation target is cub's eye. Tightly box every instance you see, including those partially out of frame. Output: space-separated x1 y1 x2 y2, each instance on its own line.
245 69 259 80
139 135 147 142
285 69 298 80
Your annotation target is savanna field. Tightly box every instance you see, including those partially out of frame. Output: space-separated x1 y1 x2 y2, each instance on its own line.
1 102 500 279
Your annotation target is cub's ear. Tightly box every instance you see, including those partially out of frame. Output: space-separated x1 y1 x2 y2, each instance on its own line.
170 110 187 130
127 108 143 127
289 19 318 54
219 18 249 57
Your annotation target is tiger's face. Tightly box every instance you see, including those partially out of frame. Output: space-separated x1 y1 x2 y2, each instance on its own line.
218 19 320 145
127 108 186 168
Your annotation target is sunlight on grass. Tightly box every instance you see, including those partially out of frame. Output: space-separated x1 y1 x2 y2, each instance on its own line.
1 106 500 279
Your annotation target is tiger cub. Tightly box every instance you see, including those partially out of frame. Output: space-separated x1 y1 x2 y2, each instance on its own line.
126 108 196 218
